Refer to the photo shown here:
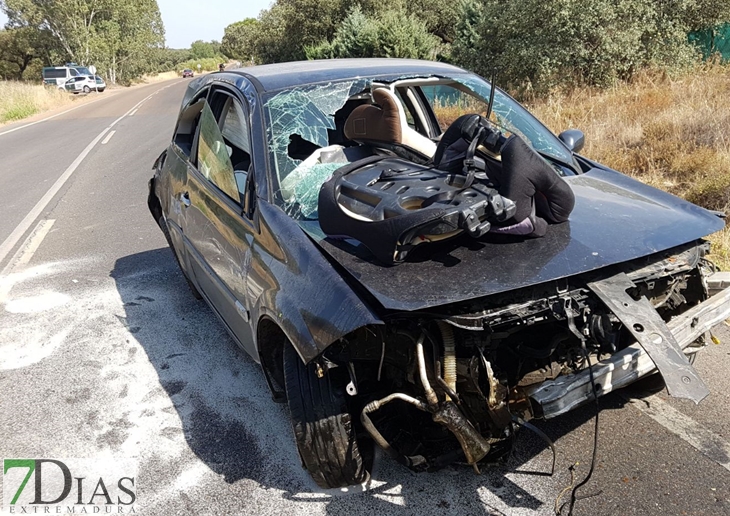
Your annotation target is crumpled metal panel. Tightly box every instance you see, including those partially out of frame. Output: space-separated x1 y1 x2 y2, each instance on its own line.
587 272 709 404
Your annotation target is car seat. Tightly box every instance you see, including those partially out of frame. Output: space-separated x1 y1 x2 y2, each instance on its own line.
344 88 437 160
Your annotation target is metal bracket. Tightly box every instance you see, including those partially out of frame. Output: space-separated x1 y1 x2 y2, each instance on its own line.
588 272 709 404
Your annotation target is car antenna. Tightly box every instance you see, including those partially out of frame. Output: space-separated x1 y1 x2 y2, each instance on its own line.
485 67 497 123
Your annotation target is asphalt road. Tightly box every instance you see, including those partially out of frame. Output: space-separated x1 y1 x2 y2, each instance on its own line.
1 78 729 516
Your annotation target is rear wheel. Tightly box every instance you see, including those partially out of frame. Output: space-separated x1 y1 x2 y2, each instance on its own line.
83 85 91 93
283 344 371 488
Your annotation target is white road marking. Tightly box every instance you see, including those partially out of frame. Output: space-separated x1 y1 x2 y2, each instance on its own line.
129 108 139 117
101 130 116 145
627 393 730 472
0 83 175 268
0 219 55 302
0 93 114 137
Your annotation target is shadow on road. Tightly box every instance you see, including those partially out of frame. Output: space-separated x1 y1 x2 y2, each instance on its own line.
111 247 633 514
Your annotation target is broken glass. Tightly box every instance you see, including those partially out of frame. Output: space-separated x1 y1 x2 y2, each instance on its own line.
264 80 368 183
281 162 344 219
453 76 573 165
263 79 369 220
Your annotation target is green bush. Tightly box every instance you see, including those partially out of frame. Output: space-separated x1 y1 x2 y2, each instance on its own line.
452 0 730 94
306 6 437 60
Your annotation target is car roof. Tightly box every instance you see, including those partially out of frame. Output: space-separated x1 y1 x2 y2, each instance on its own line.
226 58 468 92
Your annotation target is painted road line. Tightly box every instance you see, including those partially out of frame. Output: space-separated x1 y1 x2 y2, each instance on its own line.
101 130 117 145
0 219 55 303
0 83 175 267
129 109 139 117
626 393 730 472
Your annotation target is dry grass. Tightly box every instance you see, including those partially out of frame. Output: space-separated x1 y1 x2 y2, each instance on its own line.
524 64 730 269
0 81 75 124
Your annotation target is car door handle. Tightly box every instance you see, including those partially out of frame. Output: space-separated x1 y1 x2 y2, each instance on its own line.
180 192 191 208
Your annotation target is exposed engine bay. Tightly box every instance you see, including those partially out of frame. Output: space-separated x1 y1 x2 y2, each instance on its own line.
316 241 716 472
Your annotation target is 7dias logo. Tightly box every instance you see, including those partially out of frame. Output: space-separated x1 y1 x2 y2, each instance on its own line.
2 459 137 514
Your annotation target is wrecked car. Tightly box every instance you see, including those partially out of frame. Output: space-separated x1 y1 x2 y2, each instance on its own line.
148 59 730 489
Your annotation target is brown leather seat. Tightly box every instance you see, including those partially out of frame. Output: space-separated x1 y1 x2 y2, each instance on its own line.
344 89 436 159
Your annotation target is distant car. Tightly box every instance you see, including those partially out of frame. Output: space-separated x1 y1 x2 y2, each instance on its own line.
148 59 730 489
182 69 194 78
64 75 105 94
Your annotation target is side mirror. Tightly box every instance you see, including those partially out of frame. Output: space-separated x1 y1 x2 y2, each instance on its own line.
558 129 585 154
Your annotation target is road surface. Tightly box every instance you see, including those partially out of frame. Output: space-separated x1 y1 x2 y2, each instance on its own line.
0 79 729 515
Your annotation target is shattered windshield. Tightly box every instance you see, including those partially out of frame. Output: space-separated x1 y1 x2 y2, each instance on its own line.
264 79 369 219
263 74 574 221
452 75 574 165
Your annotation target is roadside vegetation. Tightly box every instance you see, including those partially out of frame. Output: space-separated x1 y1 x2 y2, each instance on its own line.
0 81 75 122
528 64 730 268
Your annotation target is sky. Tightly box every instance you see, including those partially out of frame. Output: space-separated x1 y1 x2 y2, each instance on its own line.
0 0 271 49
156 0 270 49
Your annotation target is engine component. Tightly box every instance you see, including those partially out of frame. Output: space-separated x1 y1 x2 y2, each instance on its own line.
438 321 457 401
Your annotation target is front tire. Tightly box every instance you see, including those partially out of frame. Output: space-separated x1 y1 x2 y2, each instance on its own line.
283 344 371 488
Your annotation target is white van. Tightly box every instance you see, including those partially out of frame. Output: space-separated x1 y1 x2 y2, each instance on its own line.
42 64 95 88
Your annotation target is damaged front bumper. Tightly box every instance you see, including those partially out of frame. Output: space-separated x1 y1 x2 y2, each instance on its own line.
526 278 730 419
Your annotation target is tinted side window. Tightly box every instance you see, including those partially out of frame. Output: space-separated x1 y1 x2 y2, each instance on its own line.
221 99 251 158
197 102 239 201
173 89 209 157
211 92 253 199
43 69 67 79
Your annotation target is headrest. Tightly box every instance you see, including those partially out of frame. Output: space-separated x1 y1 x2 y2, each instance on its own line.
344 89 402 145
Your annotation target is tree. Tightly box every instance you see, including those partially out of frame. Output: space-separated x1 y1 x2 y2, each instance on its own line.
190 39 221 60
1 0 165 84
0 26 58 79
306 6 437 60
221 18 258 62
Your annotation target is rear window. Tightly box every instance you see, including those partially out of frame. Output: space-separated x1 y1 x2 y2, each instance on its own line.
42 68 67 79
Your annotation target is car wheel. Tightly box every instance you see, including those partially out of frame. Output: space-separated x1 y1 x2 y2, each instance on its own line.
283 343 372 488
83 85 91 93
158 216 203 300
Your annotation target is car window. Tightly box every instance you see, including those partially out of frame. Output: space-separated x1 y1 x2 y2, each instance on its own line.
221 98 251 158
43 68 66 79
420 85 493 132
69 68 78 77
420 79 575 166
196 102 239 201
173 90 208 157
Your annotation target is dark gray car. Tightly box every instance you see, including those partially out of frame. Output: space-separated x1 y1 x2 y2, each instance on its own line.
148 58 730 490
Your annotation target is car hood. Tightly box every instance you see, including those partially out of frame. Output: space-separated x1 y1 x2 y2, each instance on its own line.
301 166 725 312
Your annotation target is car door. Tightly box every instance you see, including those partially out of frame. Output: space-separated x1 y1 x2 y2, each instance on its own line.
181 85 258 359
